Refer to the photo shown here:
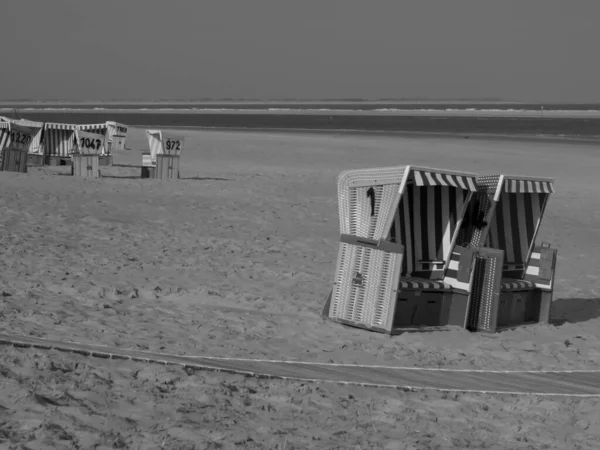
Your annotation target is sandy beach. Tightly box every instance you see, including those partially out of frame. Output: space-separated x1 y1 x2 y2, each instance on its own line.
1 128 600 448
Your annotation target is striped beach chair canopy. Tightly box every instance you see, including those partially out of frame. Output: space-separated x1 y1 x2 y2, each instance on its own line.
43 122 78 157
477 174 555 275
78 123 108 135
338 165 477 279
0 122 9 153
408 166 478 191
390 167 477 277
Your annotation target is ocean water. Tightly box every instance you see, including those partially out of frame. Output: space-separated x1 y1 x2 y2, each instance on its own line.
2 101 600 139
2 100 600 112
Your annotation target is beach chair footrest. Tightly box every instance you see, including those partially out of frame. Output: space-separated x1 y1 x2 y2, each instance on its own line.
500 278 536 291
399 277 452 291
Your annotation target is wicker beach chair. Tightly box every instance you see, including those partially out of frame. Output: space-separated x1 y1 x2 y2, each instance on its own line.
322 165 479 334
459 175 557 332
144 130 184 180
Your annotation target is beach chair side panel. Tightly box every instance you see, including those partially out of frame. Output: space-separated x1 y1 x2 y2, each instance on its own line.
1 148 28 173
467 247 505 332
328 235 404 334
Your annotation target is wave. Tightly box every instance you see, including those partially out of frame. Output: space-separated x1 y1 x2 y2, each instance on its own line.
3 107 600 114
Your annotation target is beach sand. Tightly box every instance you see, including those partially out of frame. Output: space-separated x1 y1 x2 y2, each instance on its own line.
1 128 600 448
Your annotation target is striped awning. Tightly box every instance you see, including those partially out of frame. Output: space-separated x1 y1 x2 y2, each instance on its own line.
500 278 536 291
504 178 554 194
412 170 477 192
45 122 78 130
399 277 452 291
78 123 107 131
0 122 8 129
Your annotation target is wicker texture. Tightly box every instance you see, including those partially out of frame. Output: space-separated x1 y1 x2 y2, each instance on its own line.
468 249 504 332
330 165 479 332
330 242 402 332
337 166 406 237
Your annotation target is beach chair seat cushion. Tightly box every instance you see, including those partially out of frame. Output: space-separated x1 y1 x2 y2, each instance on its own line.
500 278 536 292
399 277 452 292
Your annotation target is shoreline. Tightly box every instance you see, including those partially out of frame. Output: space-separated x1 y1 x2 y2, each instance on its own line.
139 124 600 145
4 107 600 119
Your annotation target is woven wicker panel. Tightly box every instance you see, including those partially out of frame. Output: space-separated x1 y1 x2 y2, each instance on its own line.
468 248 504 332
475 175 502 192
330 242 403 333
337 166 406 237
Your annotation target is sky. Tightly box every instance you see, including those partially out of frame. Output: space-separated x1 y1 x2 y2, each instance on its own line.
1 0 599 102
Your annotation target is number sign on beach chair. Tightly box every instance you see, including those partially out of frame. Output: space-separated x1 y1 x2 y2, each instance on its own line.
0 121 38 173
144 130 184 180
459 175 557 332
78 123 113 166
71 129 105 178
322 165 479 334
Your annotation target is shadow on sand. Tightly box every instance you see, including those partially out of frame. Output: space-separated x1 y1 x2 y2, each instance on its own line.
111 163 140 168
99 175 231 181
550 297 600 326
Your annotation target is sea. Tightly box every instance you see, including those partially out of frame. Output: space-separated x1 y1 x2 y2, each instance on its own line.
2 101 600 140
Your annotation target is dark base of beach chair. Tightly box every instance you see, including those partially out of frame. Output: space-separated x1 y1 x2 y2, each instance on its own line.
27 153 44 167
141 166 155 179
98 155 113 167
393 291 451 328
45 156 72 166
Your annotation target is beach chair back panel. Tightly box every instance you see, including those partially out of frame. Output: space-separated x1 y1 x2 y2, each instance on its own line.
486 191 550 278
389 184 471 278
337 166 406 237
329 235 404 333
467 247 505 332
78 124 109 154
75 130 106 155
524 244 557 291
162 134 184 156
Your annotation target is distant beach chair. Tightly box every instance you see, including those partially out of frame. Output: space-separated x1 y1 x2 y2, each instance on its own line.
322 165 480 334
105 121 129 151
144 130 184 180
0 118 44 167
42 122 79 166
0 120 47 172
459 174 557 332
70 129 106 178
77 123 113 166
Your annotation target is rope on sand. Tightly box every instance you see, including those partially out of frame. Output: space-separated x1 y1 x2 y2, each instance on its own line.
1 333 600 398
